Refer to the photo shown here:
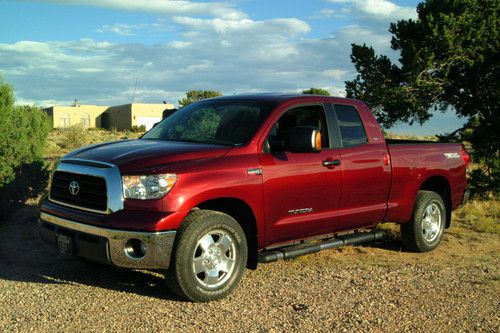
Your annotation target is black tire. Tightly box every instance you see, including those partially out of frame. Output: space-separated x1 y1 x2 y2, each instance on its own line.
401 190 446 252
165 209 247 302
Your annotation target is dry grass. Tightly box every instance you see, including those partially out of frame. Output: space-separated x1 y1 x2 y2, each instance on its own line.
452 200 500 235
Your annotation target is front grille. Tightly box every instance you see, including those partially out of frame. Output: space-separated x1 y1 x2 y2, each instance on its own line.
50 171 108 212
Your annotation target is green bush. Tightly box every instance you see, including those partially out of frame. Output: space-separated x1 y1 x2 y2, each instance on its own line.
0 77 51 216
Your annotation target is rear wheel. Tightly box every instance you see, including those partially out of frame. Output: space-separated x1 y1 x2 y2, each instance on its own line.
165 210 247 302
401 190 446 252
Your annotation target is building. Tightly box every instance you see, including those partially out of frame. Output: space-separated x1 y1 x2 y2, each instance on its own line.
104 103 171 131
44 101 175 130
44 104 108 128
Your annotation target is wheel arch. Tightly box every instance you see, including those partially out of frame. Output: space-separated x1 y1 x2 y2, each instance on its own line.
419 175 452 228
195 197 259 269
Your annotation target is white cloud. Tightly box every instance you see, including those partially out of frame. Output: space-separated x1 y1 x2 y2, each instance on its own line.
172 17 310 36
326 0 416 20
0 16 349 107
321 69 349 81
31 0 247 20
96 20 173 36
358 0 415 18
96 24 137 36
310 8 338 19
1 2 409 107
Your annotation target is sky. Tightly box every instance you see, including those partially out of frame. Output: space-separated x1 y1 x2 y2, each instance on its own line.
0 0 466 135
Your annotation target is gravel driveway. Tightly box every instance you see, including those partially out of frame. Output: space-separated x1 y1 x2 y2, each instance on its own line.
1 207 499 332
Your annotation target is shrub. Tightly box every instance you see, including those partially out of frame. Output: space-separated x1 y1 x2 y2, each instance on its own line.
131 124 146 133
58 124 91 151
0 77 51 216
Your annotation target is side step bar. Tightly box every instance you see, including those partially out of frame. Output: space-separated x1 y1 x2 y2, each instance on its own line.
258 230 386 263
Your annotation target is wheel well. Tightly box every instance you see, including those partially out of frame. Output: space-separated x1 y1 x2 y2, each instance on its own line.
197 198 259 269
419 176 452 228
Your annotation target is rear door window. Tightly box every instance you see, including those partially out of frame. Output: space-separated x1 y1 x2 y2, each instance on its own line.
333 104 367 148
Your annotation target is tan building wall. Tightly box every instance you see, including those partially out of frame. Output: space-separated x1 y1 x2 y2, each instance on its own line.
131 103 173 130
104 104 132 131
45 105 108 128
45 102 174 130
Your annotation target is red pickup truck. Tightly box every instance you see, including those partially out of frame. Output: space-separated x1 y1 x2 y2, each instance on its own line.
39 94 469 302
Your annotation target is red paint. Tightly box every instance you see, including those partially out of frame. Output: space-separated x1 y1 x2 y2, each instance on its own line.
41 95 468 251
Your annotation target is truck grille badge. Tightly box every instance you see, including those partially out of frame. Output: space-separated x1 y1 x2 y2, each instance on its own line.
68 181 80 196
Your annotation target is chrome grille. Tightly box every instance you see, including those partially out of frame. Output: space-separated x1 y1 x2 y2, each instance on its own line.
50 171 107 212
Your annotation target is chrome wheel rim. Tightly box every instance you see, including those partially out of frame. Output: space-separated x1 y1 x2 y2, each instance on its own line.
192 230 236 289
422 202 442 242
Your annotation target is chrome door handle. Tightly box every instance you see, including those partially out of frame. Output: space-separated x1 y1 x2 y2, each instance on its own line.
322 159 341 167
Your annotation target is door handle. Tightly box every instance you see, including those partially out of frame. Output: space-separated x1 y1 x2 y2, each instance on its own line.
322 159 341 167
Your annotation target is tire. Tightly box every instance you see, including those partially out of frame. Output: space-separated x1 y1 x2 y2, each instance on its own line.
401 190 446 252
165 209 247 302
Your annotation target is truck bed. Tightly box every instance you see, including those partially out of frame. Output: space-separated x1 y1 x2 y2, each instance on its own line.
385 141 467 223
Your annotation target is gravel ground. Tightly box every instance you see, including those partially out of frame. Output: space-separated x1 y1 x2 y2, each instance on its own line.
1 207 499 333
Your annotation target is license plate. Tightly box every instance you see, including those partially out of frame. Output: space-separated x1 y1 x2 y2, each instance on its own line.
56 234 73 255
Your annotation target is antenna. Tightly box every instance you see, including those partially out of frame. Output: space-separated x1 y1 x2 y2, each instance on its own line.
131 77 138 103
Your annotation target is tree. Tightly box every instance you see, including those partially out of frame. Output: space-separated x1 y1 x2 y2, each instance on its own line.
302 88 330 96
345 0 499 197
0 76 51 216
178 90 222 107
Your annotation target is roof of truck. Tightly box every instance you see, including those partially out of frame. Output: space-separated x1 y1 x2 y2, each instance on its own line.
206 93 358 103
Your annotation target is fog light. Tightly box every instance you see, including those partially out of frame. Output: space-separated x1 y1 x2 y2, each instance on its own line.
124 239 147 259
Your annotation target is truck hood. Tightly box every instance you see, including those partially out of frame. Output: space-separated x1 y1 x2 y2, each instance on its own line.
63 139 232 172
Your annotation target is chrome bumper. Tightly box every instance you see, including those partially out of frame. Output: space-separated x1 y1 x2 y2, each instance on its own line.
39 212 176 269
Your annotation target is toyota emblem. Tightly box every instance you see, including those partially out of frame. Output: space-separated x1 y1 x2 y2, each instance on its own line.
69 181 80 196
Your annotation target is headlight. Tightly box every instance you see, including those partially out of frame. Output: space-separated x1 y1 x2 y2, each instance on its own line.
122 174 177 200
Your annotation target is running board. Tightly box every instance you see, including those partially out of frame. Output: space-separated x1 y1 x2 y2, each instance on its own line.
258 230 386 263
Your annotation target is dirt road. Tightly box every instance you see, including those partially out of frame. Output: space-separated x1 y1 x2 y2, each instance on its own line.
1 206 498 332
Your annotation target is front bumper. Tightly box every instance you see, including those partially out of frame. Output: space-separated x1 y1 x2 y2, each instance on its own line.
38 212 176 269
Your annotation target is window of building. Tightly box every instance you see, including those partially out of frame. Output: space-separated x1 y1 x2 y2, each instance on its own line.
333 104 368 148
59 113 70 128
81 113 90 127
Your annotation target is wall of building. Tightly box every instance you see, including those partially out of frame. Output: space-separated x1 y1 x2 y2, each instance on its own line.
104 104 132 130
131 103 174 130
45 103 173 130
48 105 108 128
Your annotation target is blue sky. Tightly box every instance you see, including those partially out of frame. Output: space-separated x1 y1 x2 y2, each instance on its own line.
0 0 465 135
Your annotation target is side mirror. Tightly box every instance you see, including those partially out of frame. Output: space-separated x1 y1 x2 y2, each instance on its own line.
269 126 322 153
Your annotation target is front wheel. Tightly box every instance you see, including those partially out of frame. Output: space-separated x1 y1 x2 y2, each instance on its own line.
165 210 247 302
401 190 446 252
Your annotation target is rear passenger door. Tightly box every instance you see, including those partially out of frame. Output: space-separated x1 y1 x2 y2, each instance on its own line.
331 103 391 229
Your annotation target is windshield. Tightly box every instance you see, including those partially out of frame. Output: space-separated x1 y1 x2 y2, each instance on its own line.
142 100 278 146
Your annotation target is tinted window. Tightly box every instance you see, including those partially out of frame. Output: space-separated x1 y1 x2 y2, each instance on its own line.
142 100 277 146
334 104 367 147
265 105 330 152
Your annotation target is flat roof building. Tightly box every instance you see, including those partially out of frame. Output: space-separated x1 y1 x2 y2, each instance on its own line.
44 102 175 130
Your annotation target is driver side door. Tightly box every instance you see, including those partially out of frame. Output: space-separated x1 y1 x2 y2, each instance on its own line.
259 104 342 245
